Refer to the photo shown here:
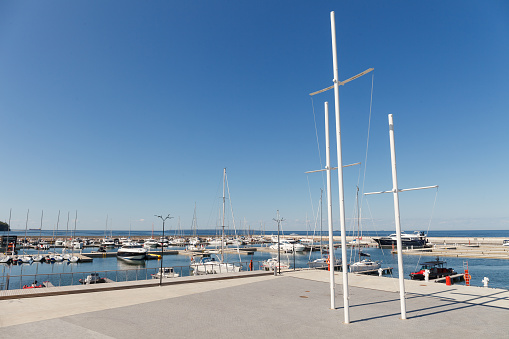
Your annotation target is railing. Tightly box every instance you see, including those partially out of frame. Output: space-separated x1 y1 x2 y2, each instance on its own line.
0 260 266 290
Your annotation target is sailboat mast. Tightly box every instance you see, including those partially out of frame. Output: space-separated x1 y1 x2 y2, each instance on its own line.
330 11 350 323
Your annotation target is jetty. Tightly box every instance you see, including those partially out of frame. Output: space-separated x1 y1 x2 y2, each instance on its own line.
400 244 509 260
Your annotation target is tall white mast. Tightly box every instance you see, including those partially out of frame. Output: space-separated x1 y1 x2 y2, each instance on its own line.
388 114 406 319
330 10 350 324
307 11 373 323
324 101 335 309
365 114 438 320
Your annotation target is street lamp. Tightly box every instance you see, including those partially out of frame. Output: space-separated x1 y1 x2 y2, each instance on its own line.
155 214 173 286
273 210 284 275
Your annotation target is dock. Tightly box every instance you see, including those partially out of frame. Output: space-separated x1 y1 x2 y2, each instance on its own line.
401 244 509 260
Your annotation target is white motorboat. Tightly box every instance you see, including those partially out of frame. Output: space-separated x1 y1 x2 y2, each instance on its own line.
261 258 290 271
503 240 509 247
101 238 116 248
270 240 305 253
350 259 381 273
151 267 179 279
143 239 159 248
308 256 341 269
207 238 226 247
116 242 147 260
190 257 241 275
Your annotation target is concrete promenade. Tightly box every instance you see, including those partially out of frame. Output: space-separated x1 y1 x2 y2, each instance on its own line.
1 270 508 338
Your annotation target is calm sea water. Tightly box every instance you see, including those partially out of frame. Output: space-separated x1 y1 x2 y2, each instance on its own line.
2 229 508 290
5 229 509 238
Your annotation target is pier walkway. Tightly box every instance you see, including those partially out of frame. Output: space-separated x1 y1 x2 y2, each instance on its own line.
1 270 508 338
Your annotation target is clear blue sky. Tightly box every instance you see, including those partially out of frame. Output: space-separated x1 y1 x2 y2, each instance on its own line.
1 1 508 232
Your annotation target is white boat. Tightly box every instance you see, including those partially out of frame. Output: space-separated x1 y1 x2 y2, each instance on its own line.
261 258 290 271
308 256 341 269
208 238 227 247
0 256 12 264
116 242 147 260
101 238 115 248
270 240 305 253
143 238 159 248
190 257 241 275
20 255 33 264
151 267 179 279
32 254 45 262
503 240 509 247
350 259 381 273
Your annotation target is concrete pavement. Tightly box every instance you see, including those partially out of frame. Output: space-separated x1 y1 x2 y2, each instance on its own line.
1 269 508 338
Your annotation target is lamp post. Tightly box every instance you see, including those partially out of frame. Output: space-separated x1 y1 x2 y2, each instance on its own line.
155 214 173 286
273 211 284 275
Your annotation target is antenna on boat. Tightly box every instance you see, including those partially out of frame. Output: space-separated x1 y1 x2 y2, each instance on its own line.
364 114 438 320
306 11 373 324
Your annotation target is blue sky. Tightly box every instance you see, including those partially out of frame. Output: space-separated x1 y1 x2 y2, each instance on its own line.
1 1 508 232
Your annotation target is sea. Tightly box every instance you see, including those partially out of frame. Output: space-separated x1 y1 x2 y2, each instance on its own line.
1 229 508 290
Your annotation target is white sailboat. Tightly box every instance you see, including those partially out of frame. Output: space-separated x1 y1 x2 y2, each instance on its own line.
350 187 380 273
190 168 241 275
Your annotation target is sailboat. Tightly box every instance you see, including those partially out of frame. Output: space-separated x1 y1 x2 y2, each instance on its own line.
350 187 380 273
190 169 241 275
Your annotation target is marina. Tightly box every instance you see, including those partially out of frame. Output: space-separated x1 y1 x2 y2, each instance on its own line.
1 233 509 290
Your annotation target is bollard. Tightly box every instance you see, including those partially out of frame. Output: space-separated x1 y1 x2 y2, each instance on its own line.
446 276 452 286
378 268 383 277
482 277 489 287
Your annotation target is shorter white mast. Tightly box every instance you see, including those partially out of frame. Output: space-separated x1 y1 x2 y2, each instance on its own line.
365 114 438 320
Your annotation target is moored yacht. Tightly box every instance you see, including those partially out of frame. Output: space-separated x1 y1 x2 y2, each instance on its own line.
350 259 381 273
116 242 147 260
373 231 428 248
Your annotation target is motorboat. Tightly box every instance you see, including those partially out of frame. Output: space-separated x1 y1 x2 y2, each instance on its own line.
307 256 341 269
79 272 106 284
270 240 305 253
410 258 457 280
23 280 47 289
116 242 147 260
207 238 226 247
101 238 116 248
503 240 509 247
143 238 159 248
373 231 428 248
190 257 241 275
261 258 290 271
350 259 381 273
151 267 179 279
